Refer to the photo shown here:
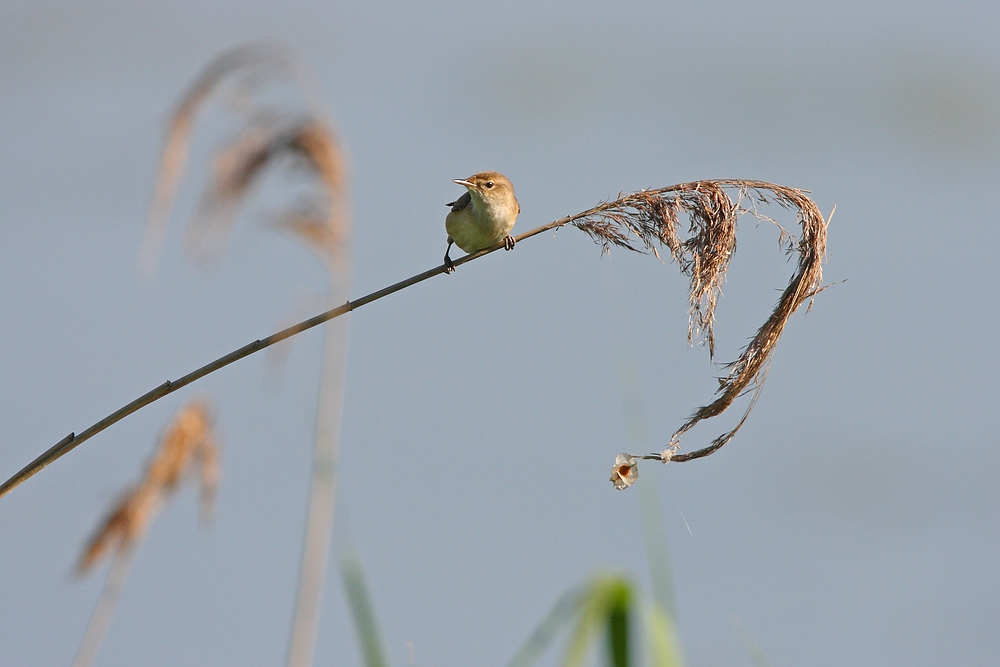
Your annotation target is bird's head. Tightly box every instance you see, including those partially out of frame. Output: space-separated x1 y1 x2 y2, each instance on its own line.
454 171 515 200
453 171 518 216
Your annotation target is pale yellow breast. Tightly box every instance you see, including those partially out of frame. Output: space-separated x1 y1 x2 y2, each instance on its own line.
445 192 518 253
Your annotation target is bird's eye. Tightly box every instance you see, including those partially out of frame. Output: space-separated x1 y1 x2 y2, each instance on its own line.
485 181 494 188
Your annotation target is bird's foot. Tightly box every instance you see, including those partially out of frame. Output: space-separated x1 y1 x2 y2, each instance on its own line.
503 235 516 251
444 238 456 274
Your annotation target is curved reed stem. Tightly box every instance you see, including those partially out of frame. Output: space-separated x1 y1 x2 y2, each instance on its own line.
0 216 571 501
1 179 826 499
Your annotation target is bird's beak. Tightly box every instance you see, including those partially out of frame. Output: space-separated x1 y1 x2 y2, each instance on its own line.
453 179 474 188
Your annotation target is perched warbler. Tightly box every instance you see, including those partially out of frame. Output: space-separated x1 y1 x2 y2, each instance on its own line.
443 171 519 273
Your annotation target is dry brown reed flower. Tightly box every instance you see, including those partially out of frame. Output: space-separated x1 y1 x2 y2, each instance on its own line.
577 180 827 471
140 43 292 275
140 43 348 273
188 115 349 265
76 400 218 574
75 483 161 575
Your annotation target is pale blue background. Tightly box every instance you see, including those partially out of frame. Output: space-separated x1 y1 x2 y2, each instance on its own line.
2 1 999 666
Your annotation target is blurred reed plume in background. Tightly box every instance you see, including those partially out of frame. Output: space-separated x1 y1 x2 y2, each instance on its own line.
76 399 218 574
73 400 218 667
140 43 349 273
141 43 351 667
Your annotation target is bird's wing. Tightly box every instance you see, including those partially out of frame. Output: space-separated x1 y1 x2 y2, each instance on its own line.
447 191 472 212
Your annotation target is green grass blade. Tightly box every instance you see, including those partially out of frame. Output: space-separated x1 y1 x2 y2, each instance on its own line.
606 582 631 667
339 547 389 667
506 586 586 667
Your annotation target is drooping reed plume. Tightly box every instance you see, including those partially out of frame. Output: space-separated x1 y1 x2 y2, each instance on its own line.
73 400 218 667
585 181 827 487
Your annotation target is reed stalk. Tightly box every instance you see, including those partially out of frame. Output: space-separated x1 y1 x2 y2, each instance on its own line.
0 178 827 500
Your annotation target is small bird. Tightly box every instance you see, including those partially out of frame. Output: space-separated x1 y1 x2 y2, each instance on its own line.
444 171 519 273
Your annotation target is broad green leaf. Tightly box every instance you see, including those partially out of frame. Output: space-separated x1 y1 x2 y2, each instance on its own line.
646 602 683 667
564 576 633 667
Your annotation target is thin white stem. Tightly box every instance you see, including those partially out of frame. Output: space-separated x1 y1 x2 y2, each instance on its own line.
72 545 138 667
287 270 351 667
